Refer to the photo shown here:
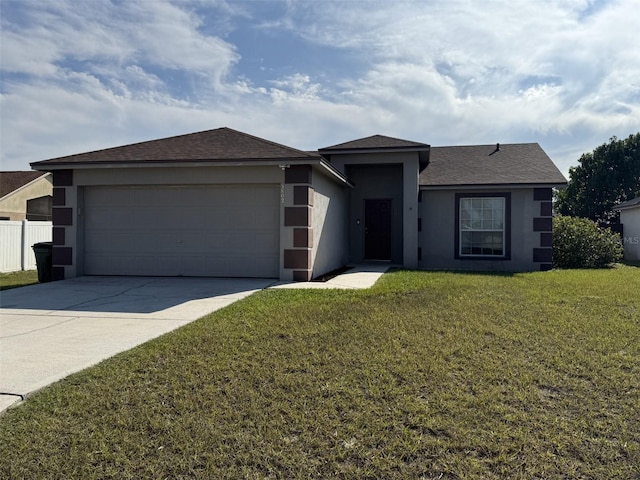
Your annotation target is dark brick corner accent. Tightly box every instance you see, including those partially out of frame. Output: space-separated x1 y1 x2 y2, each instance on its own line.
52 207 73 226
53 227 66 246
284 249 311 269
52 246 73 266
293 228 313 248
539 263 553 272
533 247 553 263
293 270 312 282
540 232 553 247
284 165 312 184
540 201 552 217
294 185 314 206
417 247 422 261
417 217 422 232
52 267 66 281
533 188 552 201
533 217 552 232
52 187 66 206
53 170 73 187
284 206 310 227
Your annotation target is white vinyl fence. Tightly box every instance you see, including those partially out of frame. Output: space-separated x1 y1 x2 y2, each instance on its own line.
0 220 53 272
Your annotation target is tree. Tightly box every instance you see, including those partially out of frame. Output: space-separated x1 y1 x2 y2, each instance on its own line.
555 133 640 223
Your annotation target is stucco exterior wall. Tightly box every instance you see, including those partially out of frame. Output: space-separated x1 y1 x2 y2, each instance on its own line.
419 188 546 272
73 165 283 186
328 151 420 268
60 166 285 279
0 176 53 220
620 207 640 260
310 170 348 277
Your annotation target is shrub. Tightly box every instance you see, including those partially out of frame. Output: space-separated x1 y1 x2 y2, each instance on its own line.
553 215 623 268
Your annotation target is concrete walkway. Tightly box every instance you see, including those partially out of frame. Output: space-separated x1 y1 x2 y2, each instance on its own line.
271 264 389 289
0 266 387 414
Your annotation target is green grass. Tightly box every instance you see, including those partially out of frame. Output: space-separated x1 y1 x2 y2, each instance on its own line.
1 268 639 479
0 270 39 290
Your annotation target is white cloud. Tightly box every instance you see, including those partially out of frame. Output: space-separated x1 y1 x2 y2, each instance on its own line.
1 0 639 178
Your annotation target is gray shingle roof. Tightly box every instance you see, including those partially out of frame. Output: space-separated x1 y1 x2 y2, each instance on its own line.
420 143 567 187
614 196 640 210
319 135 429 151
31 128 319 167
0 171 48 198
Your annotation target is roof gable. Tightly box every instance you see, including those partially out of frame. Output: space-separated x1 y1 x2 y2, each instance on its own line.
420 143 567 187
319 134 429 151
31 128 319 167
0 171 49 198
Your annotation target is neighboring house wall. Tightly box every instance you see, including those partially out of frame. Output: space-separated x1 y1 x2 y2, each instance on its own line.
620 207 640 261
0 176 53 220
419 187 553 272
310 169 348 278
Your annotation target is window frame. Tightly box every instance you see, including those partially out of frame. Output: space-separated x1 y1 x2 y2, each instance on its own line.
454 192 511 260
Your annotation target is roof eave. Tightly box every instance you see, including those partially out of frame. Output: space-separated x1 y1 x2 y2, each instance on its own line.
31 157 353 187
420 182 567 190
31 156 319 170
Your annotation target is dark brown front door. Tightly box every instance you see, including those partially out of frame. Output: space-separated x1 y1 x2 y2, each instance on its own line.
364 199 392 260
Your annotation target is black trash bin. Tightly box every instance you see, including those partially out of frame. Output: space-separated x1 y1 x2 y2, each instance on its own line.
32 242 53 283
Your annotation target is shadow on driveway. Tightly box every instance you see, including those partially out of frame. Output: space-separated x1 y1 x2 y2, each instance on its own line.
0 276 276 315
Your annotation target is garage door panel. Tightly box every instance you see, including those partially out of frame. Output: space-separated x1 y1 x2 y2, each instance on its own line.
84 185 279 278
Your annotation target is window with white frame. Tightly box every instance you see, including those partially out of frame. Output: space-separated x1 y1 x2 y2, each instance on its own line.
459 197 505 256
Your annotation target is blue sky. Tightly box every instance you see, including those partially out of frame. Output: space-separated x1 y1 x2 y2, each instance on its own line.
1 0 639 176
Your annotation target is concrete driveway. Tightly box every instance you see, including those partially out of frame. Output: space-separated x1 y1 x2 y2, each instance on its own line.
0 276 274 413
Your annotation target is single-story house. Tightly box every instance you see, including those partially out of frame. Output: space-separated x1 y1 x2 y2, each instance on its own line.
0 171 53 221
30 128 567 281
614 196 640 261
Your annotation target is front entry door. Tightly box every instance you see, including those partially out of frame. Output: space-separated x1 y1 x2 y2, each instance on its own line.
364 199 392 260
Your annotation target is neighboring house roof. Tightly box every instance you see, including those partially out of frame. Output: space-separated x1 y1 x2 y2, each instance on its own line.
319 134 429 151
420 143 567 187
31 127 320 167
0 171 49 198
613 196 640 211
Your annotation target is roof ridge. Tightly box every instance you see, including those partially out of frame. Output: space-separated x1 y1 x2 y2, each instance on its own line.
432 142 539 148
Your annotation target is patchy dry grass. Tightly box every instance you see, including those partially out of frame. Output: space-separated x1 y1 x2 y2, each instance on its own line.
0 270 38 290
1 268 638 479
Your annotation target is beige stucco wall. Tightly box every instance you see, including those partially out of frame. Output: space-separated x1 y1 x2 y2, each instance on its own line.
0 175 53 220
620 207 640 261
419 188 540 271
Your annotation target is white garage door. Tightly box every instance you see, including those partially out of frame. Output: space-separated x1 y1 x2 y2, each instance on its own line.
83 185 279 277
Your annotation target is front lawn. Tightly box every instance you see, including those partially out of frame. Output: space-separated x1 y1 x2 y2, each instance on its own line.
0 270 39 290
1 268 638 479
